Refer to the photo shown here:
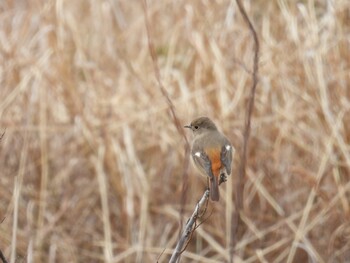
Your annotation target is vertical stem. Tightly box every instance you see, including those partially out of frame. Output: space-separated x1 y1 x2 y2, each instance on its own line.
230 0 260 261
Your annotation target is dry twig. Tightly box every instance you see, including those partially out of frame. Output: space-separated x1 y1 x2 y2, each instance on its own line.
169 190 210 263
230 0 260 261
141 0 191 241
0 130 5 141
0 250 8 263
0 212 8 263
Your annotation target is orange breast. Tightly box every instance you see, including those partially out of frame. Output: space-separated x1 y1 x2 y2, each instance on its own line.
206 148 222 177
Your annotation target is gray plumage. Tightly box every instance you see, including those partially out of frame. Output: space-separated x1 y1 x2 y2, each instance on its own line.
185 117 233 201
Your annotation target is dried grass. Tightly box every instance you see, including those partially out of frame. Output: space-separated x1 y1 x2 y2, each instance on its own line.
0 0 349 262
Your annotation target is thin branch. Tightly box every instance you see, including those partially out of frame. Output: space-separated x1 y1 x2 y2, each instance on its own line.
179 202 212 255
236 0 259 212
230 0 260 261
156 248 166 263
169 190 210 263
0 250 8 263
141 0 189 147
0 130 5 141
0 216 7 263
141 0 191 245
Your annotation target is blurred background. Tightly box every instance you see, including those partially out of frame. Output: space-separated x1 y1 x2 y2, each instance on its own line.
0 0 350 262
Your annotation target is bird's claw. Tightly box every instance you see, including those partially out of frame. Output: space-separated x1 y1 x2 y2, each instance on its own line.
219 173 227 185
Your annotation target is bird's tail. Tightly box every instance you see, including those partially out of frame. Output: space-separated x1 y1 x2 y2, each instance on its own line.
210 176 219 201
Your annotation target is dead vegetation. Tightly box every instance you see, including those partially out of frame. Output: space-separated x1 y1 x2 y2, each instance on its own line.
0 0 349 262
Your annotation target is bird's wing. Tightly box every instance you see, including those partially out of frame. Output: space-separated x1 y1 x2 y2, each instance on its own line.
221 143 234 175
192 148 215 180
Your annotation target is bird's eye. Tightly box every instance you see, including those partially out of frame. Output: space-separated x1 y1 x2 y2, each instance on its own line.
194 126 199 129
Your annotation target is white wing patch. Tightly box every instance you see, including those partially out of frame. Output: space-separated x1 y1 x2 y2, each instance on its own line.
194 152 201 157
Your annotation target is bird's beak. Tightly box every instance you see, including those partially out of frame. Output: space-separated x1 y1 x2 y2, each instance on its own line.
184 125 191 129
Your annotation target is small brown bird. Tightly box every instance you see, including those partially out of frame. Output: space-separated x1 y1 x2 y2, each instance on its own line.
185 117 234 201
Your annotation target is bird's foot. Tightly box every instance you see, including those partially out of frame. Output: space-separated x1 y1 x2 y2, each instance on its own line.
219 173 227 185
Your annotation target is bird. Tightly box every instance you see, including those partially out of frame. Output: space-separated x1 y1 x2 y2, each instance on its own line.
184 117 234 201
